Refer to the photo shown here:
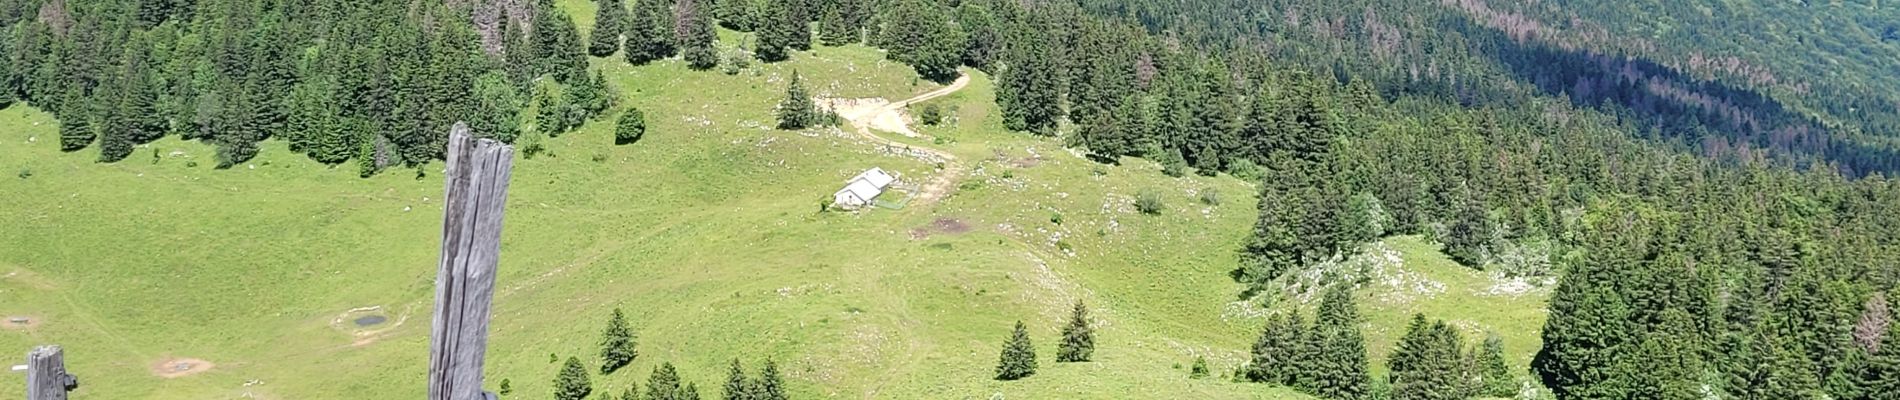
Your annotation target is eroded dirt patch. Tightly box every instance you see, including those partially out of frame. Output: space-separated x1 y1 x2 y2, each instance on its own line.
151 357 214 378
331 305 412 347
909 217 973 239
2 315 40 330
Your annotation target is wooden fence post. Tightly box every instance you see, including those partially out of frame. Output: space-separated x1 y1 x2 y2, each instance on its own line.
26 345 77 400
426 123 515 400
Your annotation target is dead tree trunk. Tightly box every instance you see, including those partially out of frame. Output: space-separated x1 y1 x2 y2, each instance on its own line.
26 345 77 400
426 122 515 400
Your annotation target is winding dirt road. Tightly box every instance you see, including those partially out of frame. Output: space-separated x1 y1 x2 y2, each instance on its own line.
831 74 972 206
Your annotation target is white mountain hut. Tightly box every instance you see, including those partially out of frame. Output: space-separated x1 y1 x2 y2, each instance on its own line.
833 167 897 210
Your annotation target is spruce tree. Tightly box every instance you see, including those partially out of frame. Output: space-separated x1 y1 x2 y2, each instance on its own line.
775 71 815 129
1616 308 1705 400
621 382 640 400
57 90 95 152
994 15 1061 134
1866 324 1900 399
715 0 756 31
1533 219 1637 400
784 0 810 51
722 359 752 400
676 0 719 70
590 0 632 57
600 308 639 374
1477 334 1516 397
471 72 524 144
1389 315 1463 400
682 383 702 400
995 321 1038 380
875 0 962 82
1249 312 1305 385
1312 285 1372 400
646 362 684 400
625 0 678 64
534 6 590 83
554 356 594 400
816 0 853 46
535 87 570 136
754 0 795 62
751 359 786 400
1056 300 1095 362
100 36 165 163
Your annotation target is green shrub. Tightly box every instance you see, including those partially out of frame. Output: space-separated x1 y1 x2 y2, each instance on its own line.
1135 189 1165 215
1227 159 1264 182
1160 160 1187 177
1199 188 1221 206
1189 356 1209 379
615 108 647 145
919 103 943 125
16 168 30 179
523 142 547 159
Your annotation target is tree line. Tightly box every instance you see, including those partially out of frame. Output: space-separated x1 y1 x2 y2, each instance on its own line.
861 0 1900 398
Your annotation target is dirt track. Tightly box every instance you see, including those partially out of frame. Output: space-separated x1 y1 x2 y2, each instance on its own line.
828 74 972 206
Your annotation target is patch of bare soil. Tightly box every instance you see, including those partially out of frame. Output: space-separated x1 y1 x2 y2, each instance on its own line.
2 315 40 330
330 305 412 347
151 357 214 378
908 217 973 239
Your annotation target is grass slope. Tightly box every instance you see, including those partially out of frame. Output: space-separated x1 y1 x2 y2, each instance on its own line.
0 19 1547 400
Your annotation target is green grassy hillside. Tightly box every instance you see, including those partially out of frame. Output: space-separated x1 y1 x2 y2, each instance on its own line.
0 27 1548 400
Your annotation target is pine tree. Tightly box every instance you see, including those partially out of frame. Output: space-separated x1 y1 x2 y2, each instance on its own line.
995 321 1038 380
646 362 684 400
1056 300 1095 362
1312 285 1372 400
625 0 678 64
617 108 648 144
775 71 815 129
676 0 719 70
754 0 795 62
554 356 594 400
590 0 632 57
723 359 752 400
751 359 786 400
600 308 639 374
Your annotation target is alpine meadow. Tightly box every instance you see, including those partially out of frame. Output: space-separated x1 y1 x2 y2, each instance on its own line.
1 0 1898 399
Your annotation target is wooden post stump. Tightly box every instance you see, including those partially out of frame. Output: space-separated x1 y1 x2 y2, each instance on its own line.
426 123 515 400
26 345 77 400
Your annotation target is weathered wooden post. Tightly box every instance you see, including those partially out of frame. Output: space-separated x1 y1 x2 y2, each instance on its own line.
26 345 77 400
426 123 514 400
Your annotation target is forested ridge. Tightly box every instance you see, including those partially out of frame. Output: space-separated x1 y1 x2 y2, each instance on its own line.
5 0 1900 398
